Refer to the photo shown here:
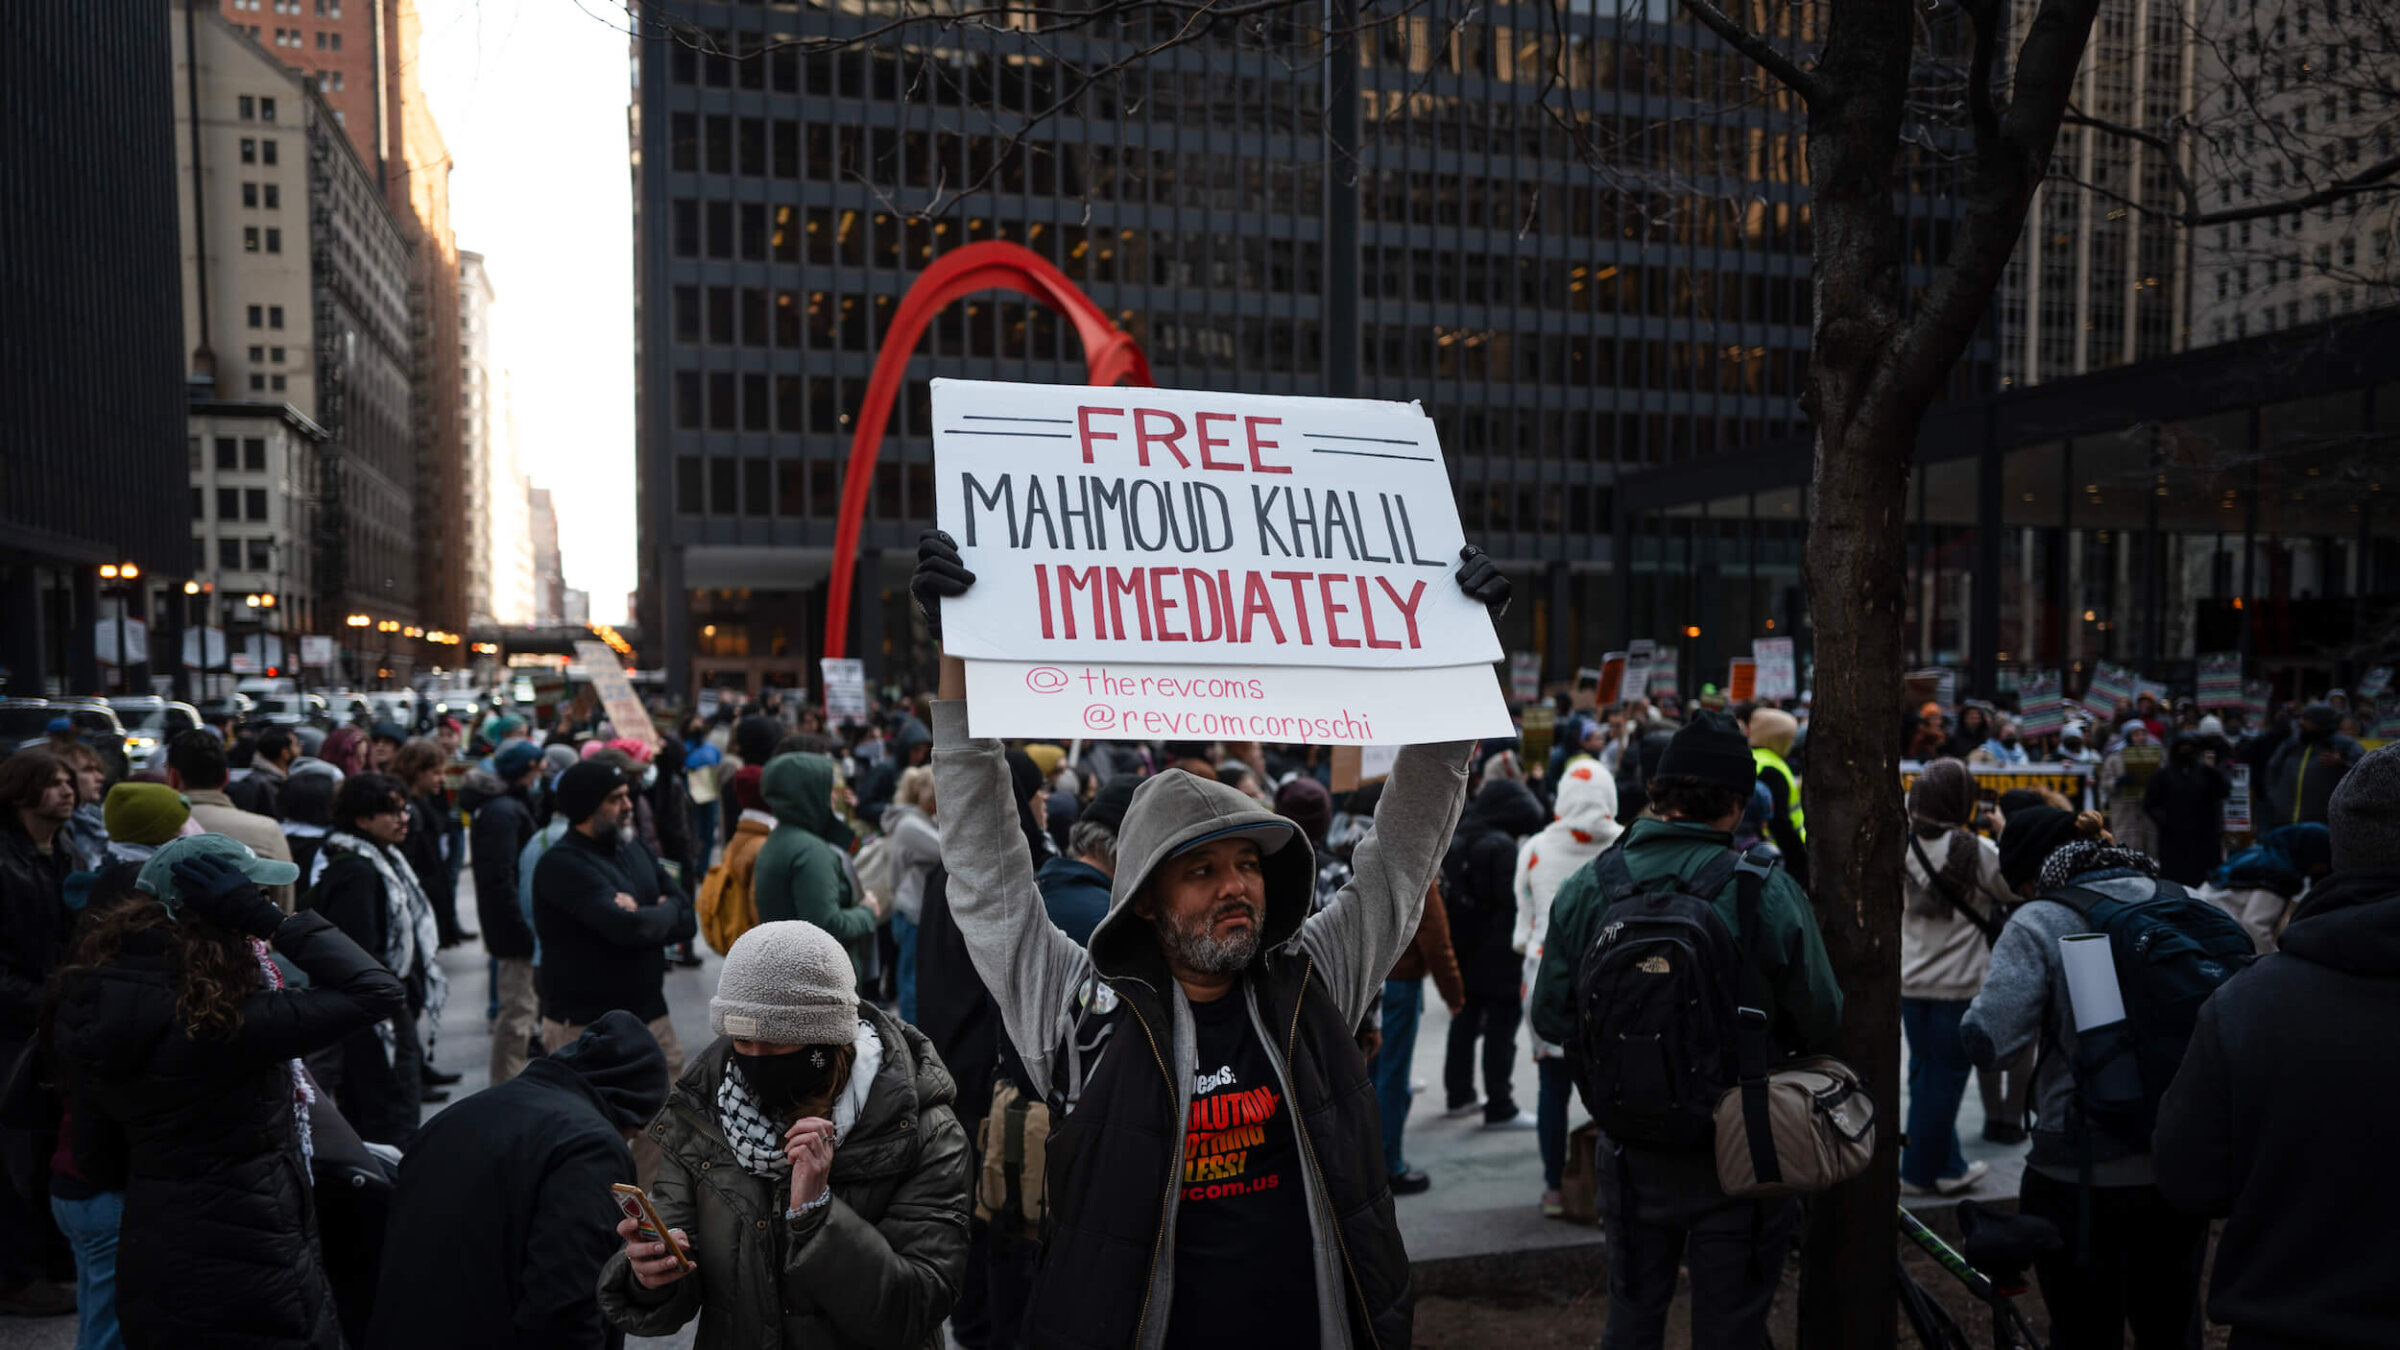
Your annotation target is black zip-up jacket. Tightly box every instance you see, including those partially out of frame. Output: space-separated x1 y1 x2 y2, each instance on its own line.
461 774 539 960
2156 867 2400 1348
0 822 74 1042
1442 779 1546 998
531 827 695 1026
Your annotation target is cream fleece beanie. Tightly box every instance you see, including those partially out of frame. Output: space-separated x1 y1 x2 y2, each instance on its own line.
709 921 860 1045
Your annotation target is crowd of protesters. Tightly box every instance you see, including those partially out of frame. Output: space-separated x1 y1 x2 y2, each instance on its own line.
3 558 2397 1350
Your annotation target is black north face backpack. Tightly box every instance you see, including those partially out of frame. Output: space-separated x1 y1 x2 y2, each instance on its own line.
1570 843 1778 1150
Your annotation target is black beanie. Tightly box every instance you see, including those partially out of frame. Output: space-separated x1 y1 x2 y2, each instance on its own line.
1999 805 2076 891
1084 775 1140 832
1657 710 1757 796
555 759 627 825
546 1009 670 1132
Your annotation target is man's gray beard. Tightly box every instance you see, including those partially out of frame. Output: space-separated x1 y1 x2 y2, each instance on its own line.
1157 904 1262 974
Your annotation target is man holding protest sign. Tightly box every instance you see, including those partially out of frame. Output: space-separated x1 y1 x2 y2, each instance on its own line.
915 518 1507 1349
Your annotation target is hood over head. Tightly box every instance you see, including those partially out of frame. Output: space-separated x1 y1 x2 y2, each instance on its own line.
894 717 933 755
1746 707 1799 757
1466 777 1546 838
546 1008 672 1132
761 753 838 837
1548 759 1621 840
1088 769 1307 981
2278 868 2400 976
2300 703 2341 736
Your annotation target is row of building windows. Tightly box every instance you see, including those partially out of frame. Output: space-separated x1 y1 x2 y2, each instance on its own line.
659 116 1810 252
661 20 1782 113
198 537 279 573
239 137 280 165
229 0 342 15
245 303 287 329
243 225 283 254
241 181 281 209
197 436 270 471
2209 287 2374 343
194 487 272 522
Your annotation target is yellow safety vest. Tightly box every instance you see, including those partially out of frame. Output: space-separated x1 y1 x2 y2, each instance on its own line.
1752 746 1806 841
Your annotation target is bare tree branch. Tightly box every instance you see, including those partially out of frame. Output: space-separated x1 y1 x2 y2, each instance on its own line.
1676 0 1824 105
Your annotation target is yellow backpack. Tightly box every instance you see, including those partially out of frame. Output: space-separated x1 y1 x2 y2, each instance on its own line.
697 851 758 956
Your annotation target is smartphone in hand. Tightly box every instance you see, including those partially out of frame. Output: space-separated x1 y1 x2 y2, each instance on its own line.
612 1183 692 1272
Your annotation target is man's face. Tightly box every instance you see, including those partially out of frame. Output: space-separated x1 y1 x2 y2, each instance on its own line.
369 739 397 771
31 770 76 823
437 725 462 754
73 760 106 805
1140 837 1267 975
590 785 633 834
358 798 408 846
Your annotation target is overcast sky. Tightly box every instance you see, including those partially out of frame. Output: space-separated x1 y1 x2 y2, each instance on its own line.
415 0 637 623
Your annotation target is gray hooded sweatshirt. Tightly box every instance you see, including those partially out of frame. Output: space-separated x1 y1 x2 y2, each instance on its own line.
931 699 1471 1350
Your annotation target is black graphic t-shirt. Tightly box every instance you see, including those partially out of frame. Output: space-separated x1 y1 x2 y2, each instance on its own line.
1164 986 1319 1350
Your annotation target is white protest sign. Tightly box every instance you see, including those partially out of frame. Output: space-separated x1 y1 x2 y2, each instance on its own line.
1508 651 1541 702
1753 637 1796 700
932 379 1497 669
962 660 1509 746
820 658 869 724
301 635 336 668
573 640 661 749
1622 640 1656 704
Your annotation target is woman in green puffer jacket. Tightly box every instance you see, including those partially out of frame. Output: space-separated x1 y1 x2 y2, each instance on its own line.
598 922 970 1349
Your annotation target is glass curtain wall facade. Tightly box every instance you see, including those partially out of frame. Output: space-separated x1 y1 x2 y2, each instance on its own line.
633 0 1985 695
1623 309 2400 704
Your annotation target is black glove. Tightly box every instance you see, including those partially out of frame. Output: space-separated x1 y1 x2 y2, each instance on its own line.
909 529 977 639
169 853 287 940
1456 545 1510 621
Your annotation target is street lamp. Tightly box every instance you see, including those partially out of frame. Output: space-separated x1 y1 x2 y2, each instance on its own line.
98 562 141 694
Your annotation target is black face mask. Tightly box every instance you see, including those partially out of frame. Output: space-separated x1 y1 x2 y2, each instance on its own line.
732 1044 849 1116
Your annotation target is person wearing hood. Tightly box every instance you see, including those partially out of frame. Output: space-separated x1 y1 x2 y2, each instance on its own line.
1037 774 1136 947
698 766 773 956
753 753 885 980
1512 758 1621 1216
1745 707 1809 891
881 766 943 1023
2194 821 2332 953
913 529 1499 1350
47 835 406 1350
2263 703 2364 827
1529 713 1844 1350
465 740 548 1083
368 1011 670 1350
1898 759 2014 1195
2143 732 2232 887
2156 744 2400 1347
1962 808 2214 1349
1944 704 1994 762
1440 777 1547 1129
2055 721 2101 767
597 922 970 1348
532 759 698 1187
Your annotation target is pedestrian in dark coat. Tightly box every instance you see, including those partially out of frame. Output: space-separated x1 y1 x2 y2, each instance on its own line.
366 1011 670 1350
48 836 405 1350
391 738 469 948
310 772 444 1146
2156 744 2400 1347
463 743 544 1083
2143 732 2232 886
1440 777 1546 1125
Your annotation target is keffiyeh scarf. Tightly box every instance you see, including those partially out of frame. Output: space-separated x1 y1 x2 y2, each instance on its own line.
252 937 317 1167
319 831 449 1065
715 1019 883 1179
2039 840 2161 894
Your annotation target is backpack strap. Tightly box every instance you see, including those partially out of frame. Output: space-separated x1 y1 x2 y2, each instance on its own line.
1908 831 2006 945
1729 847 1785 1187
1591 845 1642 906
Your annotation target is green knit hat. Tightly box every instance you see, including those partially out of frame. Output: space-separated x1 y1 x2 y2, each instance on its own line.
103 783 191 848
